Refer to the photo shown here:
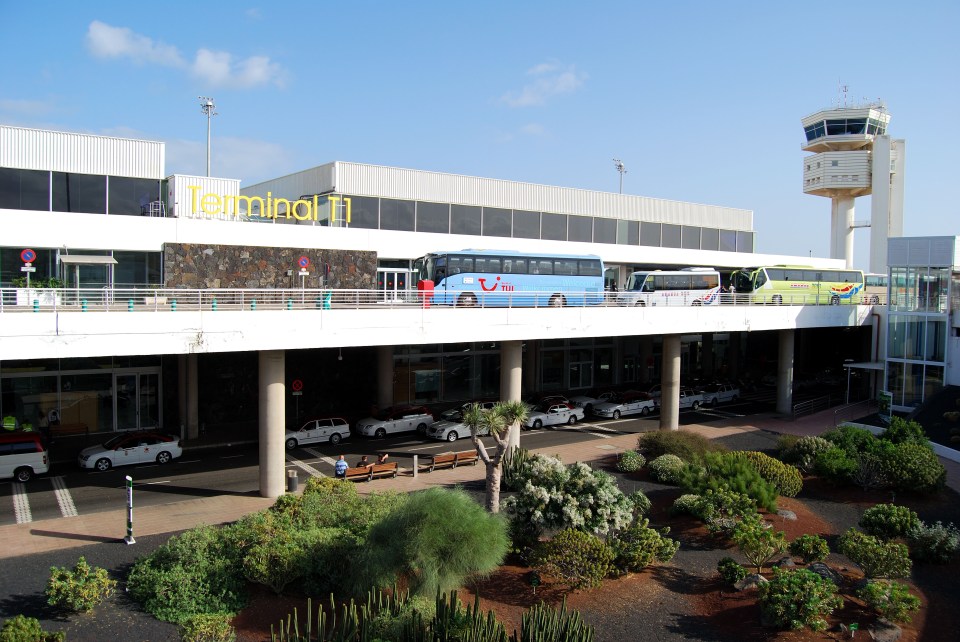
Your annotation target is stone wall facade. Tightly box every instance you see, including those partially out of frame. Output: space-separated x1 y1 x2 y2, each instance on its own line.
163 244 378 290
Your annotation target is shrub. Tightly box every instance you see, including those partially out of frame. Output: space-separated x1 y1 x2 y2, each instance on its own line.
717 557 748 586
693 488 757 533
850 451 892 491
45 556 116 613
0 615 64 642
302 528 363 596
732 513 787 574
362 487 509 597
670 494 702 517
859 503 920 540
813 446 858 484
502 455 635 536
822 424 880 456
838 528 912 579
296 477 407 537
628 489 652 516
179 613 236 642
637 429 724 462
610 518 679 574
648 454 687 485
616 449 646 472
881 416 928 445
907 520 960 564
679 451 779 512
240 518 334 594
757 568 843 632
732 451 803 497
858 580 922 624
881 442 946 494
127 525 248 624
502 446 534 492
533 529 615 590
791 436 832 473
775 434 800 462
788 534 830 564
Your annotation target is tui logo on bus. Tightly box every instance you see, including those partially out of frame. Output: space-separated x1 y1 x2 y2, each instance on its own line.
478 276 515 292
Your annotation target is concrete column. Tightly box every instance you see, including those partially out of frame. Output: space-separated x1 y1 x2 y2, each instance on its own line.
638 336 653 384
376 345 393 411
177 355 187 440
832 196 855 269
259 350 286 499
776 330 795 416
500 340 523 450
659 335 681 431
187 354 199 440
701 334 714 378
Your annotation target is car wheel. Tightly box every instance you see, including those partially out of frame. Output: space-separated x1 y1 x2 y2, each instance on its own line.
156 451 172 465
417 423 428 433
447 431 458 442
640 406 650 416
568 414 578 425
711 397 719 406
584 404 593 415
95 458 112 472
533 419 543 429
732 395 739 402
613 410 621 420
286 438 298 450
14 467 32 483
329 433 342 445
375 428 386 439
692 401 701 410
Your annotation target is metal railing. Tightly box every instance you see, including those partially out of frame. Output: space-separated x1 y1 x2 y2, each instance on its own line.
792 393 844 419
0 287 888 314
832 398 879 427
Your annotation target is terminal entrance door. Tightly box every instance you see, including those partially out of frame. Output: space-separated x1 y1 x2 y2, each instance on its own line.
114 371 161 431
377 269 411 302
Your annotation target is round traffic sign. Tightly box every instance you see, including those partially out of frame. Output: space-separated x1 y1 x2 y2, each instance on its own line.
298 256 311 269
20 249 36 263
291 379 304 392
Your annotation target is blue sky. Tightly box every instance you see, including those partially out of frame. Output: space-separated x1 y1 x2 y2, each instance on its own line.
1 1 956 269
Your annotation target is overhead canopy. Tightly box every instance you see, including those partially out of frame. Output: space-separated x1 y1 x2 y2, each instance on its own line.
843 361 885 371
58 256 118 265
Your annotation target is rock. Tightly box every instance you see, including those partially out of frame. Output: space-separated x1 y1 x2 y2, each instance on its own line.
773 556 795 568
734 573 768 591
867 618 902 642
807 562 842 585
776 509 797 521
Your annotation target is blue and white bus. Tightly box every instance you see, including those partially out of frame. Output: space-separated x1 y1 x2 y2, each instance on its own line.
414 249 605 307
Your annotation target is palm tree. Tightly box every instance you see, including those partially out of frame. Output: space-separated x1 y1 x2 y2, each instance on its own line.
461 400 528 513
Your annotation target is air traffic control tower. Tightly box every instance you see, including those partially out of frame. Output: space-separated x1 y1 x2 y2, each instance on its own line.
801 104 905 272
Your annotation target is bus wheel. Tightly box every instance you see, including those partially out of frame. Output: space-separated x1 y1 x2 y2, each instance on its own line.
458 293 477 307
692 301 702 307
635 300 645 307
772 295 783 305
548 295 565 308
830 295 840 305
870 295 880 305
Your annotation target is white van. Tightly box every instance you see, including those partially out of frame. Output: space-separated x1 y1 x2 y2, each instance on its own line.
0 433 50 482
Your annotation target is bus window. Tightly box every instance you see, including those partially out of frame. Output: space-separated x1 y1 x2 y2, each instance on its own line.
555 259 577 276
579 259 602 277
476 257 501 272
533 259 553 275
803 270 819 282
503 258 527 274
784 269 804 281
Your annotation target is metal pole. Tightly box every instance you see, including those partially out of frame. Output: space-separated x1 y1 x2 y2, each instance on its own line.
206 111 211 177
124 475 135 545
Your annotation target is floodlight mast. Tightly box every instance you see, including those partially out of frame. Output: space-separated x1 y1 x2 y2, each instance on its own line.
612 158 627 194
199 96 218 177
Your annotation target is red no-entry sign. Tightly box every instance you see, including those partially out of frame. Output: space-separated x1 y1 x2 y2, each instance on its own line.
291 379 304 392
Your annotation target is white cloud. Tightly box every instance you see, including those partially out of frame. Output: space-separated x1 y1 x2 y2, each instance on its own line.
0 98 55 115
500 63 587 107
85 21 286 89
86 20 184 66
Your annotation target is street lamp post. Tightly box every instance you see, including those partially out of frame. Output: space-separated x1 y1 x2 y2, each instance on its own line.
198 97 218 177
612 158 627 194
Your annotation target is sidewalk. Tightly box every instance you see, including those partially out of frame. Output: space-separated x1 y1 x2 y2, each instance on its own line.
3 410 958 560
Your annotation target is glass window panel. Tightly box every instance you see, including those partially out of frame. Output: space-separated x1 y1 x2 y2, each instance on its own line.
52 172 106 214
482 207 511 237
719 230 737 252
924 365 944 402
451 204 481 235
886 361 904 407
579 259 602 277
617 220 639 245
555 259 577 276
108 177 162 216
925 319 946 361
904 319 924 360
568 215 592 242
904 363 924 408
475 257 501 272
681 226 701 249
887 315 906 359
415 201 449 233
113 251 162 287
640 222 661 247
344 195 378 229
662 224 681 248
503 258 527 274
593 218 616 244
0 168 49 210
737 231 754 252
539 213 566 241
512 209 540 239
701 227 719 251
379 198 415 231
531 259 553 275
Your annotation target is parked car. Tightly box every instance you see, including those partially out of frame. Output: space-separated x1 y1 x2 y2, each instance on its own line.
523 402 584 430
356 405 434 438
78 431 182 471
426 408 490 442
0 432 49 482
678 388 704 410
285 417 351 449
699 383 740 406
593 391 656 419
523 394 570 411
568 391 619 415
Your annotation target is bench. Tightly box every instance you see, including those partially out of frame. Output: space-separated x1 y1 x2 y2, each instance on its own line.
422 452 457 473
454 450 479 466
344 462 398 482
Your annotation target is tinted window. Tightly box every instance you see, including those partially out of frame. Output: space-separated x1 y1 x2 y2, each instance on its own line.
503 258 527 274
618 220 639 245
512 210 540 239
52 172 106 213
541 213 567 241
451 204 481 235
482 207 511 237
640 222 661 246
380 198 415 231
108 177 162 216
681 226 701 249
0 167 49 210
593 218 616 244
662 224 681 248
568 215 592 242
555 259 577 276
719 230 737 252
701 227 719 251
737 231 754 252
416 201 450 233
347 195 379 229
579 259 602 277
530 259 553 275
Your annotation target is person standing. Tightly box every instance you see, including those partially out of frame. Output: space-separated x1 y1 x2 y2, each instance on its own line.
334 454 348 479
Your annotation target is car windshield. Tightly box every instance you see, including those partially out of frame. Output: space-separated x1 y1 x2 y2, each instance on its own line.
441 409 463 421
102 435 127 449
